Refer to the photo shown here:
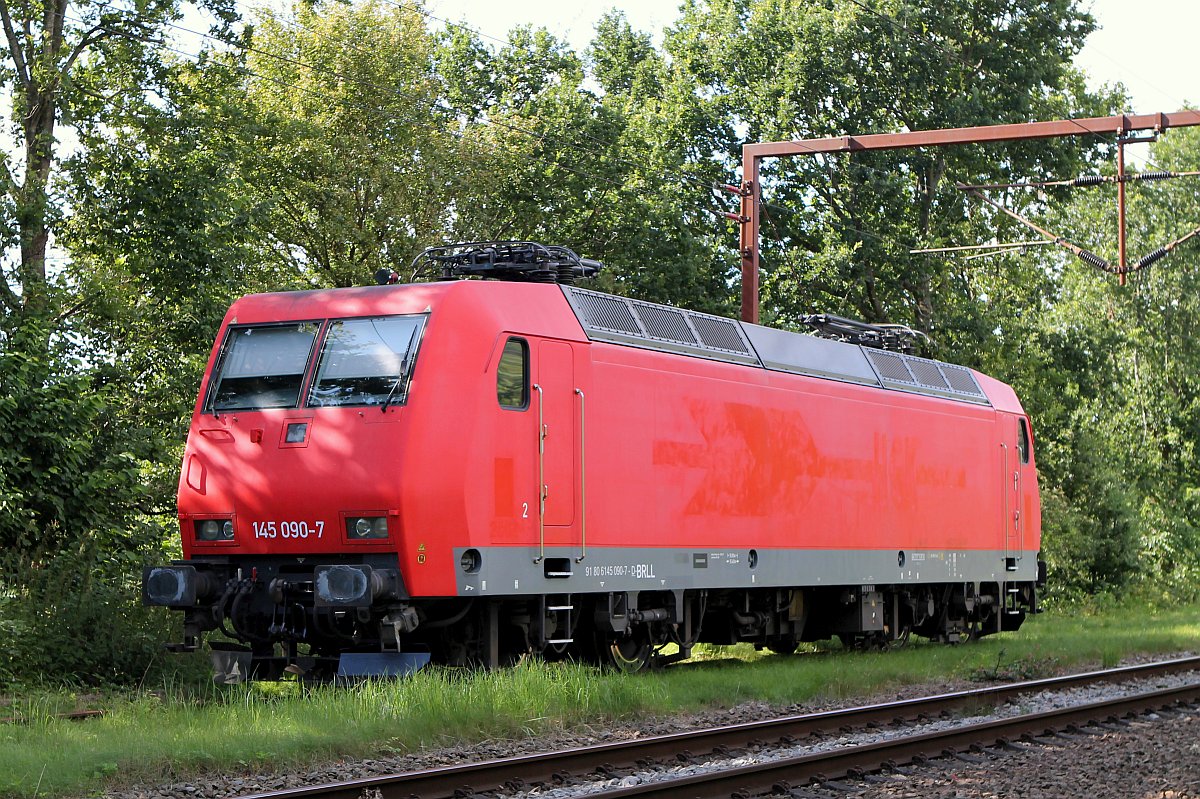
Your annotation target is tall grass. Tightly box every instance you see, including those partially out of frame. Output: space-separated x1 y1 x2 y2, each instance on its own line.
2 600 1197 798
0 662 667 797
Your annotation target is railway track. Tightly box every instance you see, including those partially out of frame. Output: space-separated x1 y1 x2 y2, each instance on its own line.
238 656 1200 799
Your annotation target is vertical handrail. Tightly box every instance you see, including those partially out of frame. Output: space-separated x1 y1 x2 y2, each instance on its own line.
1000 442 1009 563
574 388 586 563
1014 434 1023 558
533 383 545 564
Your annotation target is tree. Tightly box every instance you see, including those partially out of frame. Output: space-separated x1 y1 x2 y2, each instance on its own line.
239 0 477 288
0 0 242 558
436 13 737 311
1031 126 1200 596
0 0 236 338
665 0 1114 341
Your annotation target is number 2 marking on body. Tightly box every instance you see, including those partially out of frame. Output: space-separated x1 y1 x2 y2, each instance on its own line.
521 502 529 519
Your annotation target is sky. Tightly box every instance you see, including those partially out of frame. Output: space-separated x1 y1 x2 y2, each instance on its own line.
424 0 1200 113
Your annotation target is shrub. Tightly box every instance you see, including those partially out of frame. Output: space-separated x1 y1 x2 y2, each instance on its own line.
0 548 206 688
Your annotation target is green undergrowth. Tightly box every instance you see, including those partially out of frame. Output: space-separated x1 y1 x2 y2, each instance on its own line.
2 599 1197 798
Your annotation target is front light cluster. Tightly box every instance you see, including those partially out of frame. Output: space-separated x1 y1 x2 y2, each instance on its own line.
195 519 234 541
347 516 388 540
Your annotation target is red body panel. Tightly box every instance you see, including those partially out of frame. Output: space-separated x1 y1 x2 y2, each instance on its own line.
178 281 1041 599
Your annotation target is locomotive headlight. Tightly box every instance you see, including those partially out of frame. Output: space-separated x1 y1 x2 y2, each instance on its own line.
142 565 222 606
314 565 400 606
194 518 235 542
346 516 388 540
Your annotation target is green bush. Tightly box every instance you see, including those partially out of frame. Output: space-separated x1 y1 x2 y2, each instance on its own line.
0 548 205 688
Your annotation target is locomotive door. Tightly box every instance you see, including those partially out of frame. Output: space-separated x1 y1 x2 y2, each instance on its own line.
1001 415 1027 570
535 341 578 551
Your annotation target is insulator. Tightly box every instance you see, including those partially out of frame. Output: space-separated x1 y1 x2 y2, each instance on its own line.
1071 175 1106 187
1135 247 1170 269
1135 171 1174 182
1075 248 1112 271
374 267 400 286
722 211 748 222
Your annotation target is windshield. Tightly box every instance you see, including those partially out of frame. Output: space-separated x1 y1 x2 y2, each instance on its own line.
308 316 425 407
208 323 319 412
204 315 426 413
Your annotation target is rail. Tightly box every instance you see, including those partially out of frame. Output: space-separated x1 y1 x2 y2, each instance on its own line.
235 655 1200 799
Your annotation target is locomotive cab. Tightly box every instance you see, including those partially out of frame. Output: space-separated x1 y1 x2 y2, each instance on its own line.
145 292 442 678
145 247 600 679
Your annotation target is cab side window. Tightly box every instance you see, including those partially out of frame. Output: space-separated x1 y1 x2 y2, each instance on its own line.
497 338 529 410
1017 418 1031 464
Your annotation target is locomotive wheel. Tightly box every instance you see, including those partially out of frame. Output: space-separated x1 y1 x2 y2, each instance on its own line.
837 632 864 650
765 637 798 655
603 629 653 673
838 631 893 651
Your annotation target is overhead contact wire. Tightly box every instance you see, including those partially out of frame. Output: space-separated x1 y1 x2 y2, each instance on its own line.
959 170 1200 191
958 183 1200 275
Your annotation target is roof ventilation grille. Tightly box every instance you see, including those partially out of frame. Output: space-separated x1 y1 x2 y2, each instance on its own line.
561 286 760 367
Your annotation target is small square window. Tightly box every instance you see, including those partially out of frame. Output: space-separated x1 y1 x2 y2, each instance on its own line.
285 422 309 444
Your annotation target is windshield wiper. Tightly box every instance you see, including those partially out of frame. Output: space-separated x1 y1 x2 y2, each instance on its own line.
381 325 421 413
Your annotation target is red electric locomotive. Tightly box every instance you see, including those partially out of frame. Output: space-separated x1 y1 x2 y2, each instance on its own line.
144 243 1044 680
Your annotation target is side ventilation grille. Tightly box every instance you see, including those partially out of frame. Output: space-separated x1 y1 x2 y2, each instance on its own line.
868 351 914 383
906 359 949 389
943 364 983 394
561 286 759 366
865 349 988 404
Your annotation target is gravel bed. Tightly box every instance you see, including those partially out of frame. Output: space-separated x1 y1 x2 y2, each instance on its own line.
495 669 1200 799
92 654 1198 799
842 710 1200 798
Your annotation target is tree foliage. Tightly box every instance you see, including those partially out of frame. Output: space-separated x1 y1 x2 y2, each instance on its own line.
666 0 1111 339
0 0 236 332
239 0 478 287
0 0 243 557
1028 128 1200 596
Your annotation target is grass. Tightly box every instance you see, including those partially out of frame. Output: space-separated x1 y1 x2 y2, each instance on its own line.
2 599 1198 798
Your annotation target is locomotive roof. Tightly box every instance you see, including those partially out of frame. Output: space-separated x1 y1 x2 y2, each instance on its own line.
559 285 1010 410
221 280 1023 413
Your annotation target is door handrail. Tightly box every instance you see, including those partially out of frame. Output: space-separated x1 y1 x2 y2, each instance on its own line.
533 383 545 564
574 388 586 563
1000 442 1009 563
1013 439 1023 557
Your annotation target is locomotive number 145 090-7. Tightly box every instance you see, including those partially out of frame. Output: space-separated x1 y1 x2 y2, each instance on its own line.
252 520 325 539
